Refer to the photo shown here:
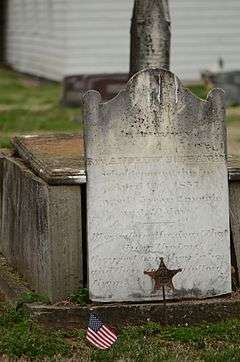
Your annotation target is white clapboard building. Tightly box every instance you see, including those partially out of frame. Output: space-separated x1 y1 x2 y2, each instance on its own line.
5 0 240 82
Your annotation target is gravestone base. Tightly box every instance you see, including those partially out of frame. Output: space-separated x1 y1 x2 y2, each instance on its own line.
26 292 240 330
0 153 84 302
0 244 238 330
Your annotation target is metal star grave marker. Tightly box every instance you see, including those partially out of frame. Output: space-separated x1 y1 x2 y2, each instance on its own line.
144 257 182 324
144 257 182 293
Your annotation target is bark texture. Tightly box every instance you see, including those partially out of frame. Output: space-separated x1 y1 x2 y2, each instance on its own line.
130 0 171 77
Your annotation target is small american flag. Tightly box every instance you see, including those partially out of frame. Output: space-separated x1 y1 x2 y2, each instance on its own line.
87 313 118 349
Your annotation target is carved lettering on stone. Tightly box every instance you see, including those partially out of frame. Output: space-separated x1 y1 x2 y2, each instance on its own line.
84 68 231 302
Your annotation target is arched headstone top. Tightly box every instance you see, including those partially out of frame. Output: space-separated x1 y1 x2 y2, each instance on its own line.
84 68 226 160
84 67 225 107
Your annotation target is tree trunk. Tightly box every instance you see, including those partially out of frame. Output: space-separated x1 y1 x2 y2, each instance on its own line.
130 0 171 77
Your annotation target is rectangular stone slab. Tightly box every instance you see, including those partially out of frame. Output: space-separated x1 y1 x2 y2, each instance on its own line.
13 134 86 185
0 155 83 302
84 68 231 302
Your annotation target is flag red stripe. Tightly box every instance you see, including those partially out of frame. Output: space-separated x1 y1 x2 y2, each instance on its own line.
87 333 108 349
100 327 117 342
87 335 105 350
87 330 110 349
102 325 117 339
88 328 109 348
98 328 116 344
88 328 111 347
87 328 112 348
102 325 118 340
87 336 104 349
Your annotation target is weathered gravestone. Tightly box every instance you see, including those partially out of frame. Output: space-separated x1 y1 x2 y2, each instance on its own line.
202 70 240 106
84 68 231 303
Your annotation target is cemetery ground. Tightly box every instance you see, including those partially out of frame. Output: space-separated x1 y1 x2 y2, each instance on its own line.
0 66 81 148
1 299 240 361
1 66 240 361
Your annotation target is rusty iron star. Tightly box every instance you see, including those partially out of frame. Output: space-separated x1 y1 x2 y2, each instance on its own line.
144 257 182 292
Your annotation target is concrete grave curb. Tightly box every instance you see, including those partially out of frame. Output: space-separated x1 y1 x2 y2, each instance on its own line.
26 293 240 330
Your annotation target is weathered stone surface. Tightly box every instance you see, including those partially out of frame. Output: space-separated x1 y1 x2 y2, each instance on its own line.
13 134 86 185
227 156 240 181
229 181 240 282
0 254 30 303
84 68 231 303
0 156 83 302
202 70 240 106
130 0 171 76
26 293 240 330
223 156 240 285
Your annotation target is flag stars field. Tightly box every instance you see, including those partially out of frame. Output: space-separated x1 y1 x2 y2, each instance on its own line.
87 314 118 350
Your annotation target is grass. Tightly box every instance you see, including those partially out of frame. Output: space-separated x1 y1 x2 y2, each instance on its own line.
0 66 81 148
89 320 240 362
70 288 89 306
0 303 70 360
226 113 240 124
187 84 210 100
0 303 240 361
16 291 50 306
0 66 240 149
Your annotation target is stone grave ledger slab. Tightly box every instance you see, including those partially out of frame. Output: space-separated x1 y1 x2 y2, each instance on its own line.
13 134 85 185
0 139 84 303
84 68 231 303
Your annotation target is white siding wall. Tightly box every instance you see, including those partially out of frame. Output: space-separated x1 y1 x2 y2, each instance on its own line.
6 0 67 80
64 0 133 76
65 0 240 81
170 0 240 80
5 0 240 81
